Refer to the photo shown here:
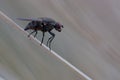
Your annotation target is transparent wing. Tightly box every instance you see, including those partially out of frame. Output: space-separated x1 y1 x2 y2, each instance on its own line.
17 18 42 21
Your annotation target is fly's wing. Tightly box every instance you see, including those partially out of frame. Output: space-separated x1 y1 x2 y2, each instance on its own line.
39 17 57 26
17 18 42 22
40 17 56 23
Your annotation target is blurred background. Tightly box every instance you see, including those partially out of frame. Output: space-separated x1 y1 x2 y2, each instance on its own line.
1 0 120 80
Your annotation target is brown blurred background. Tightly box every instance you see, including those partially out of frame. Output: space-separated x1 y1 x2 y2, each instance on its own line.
0 0 120 80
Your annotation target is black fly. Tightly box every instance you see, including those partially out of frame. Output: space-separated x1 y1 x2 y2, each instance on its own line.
17 17 63 50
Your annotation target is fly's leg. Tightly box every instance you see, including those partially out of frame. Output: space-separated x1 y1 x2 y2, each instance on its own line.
47 31 55 50
47 37 52 47
34 30 38 37
40 32 45 45
28 30 36 37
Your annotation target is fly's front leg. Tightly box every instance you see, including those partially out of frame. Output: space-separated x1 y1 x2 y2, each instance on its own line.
49 34 55 50
47 31 55 50
47 36 52 47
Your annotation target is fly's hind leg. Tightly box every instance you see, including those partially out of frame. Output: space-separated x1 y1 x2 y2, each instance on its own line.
34 30 38 38
28 30 36 37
